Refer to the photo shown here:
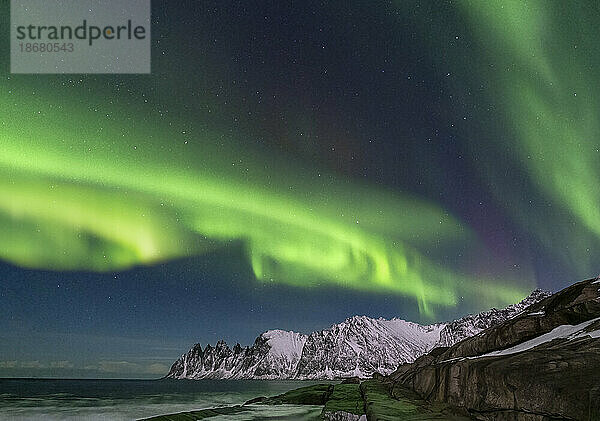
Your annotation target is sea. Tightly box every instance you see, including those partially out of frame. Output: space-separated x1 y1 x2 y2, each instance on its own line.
0 378 328 420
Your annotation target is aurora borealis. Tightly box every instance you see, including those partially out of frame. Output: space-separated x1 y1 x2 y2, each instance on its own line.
1 1 599 378
414 0 600 278
0 78 526 315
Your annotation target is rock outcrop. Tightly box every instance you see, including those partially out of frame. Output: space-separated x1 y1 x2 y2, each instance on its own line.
388 277 600 421
435 289 551 348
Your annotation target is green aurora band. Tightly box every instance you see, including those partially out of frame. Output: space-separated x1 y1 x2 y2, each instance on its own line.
451 1 600 276
395 0 600 278
0 82 530 316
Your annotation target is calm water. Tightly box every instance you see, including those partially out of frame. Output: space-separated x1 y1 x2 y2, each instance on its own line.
0 378 327 420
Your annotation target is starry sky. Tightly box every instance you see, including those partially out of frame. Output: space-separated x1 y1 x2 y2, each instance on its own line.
1 1 599 378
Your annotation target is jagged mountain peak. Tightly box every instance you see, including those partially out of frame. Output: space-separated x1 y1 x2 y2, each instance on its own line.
343 314 375 323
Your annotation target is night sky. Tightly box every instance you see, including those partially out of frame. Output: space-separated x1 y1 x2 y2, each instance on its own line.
1 1 599 378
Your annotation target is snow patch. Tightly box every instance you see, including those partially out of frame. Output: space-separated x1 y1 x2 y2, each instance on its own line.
477 317 600 358
261 330 307 359
586 329 600 339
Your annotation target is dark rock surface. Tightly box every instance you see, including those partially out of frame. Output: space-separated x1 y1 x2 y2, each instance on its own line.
360 379 474 420
389 277 600 421
261 381 474 420
321 383 364 417
262 383 334 405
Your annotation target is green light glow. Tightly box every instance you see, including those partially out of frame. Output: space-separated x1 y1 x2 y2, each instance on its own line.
0 73 529 316
452 1 600 275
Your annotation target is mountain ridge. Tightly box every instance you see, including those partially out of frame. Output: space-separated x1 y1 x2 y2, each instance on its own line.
165 289 551 380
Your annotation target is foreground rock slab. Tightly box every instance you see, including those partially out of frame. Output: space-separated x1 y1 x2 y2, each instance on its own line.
139 380 474 420
139 403 323 420
140 405 247 420
361 380 474 420
389 277 600 420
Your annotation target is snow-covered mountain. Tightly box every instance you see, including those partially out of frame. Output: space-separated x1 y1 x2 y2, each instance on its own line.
166 330 307 379
165 289 550 380
295 316 444 379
